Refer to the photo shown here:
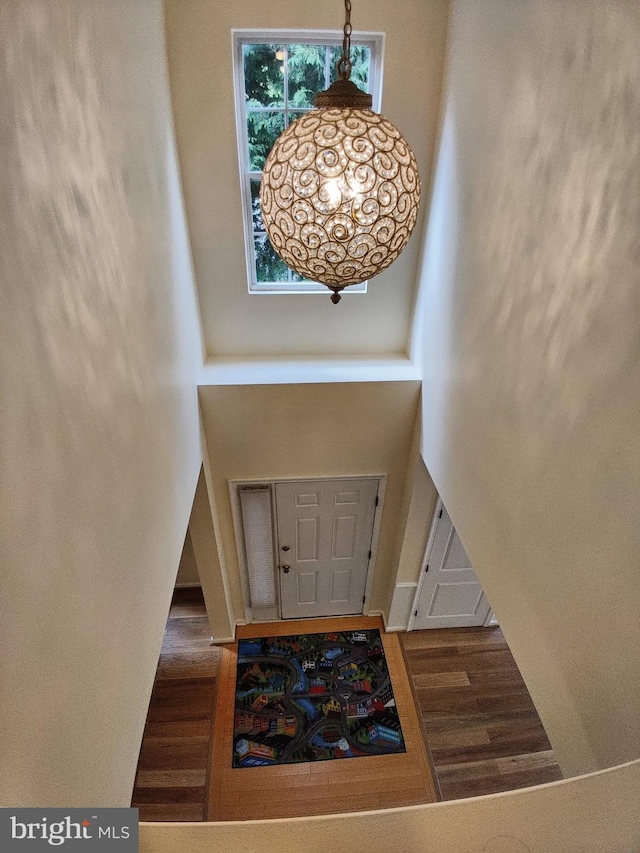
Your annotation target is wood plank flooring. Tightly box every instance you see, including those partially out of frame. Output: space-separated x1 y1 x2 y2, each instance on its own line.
131 588 221 821
209 616 438 820
132 592 562 820
400 627 563 800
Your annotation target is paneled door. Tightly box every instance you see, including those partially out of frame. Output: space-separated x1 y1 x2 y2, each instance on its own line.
412 502 491 629
275 479 379 619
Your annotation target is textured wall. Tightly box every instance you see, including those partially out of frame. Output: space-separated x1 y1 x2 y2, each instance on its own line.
0 0 202 806
416 0 640 775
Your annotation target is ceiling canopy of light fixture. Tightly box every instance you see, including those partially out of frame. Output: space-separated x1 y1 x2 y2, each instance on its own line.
260 0 421 303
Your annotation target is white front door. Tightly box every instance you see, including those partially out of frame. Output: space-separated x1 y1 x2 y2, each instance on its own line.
275 478 378 619
413 502 491 629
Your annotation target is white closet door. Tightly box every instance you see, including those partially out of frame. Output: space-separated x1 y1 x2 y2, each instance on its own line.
413 503 491 629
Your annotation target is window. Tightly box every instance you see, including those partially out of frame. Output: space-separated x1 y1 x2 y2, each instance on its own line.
232 30 384 293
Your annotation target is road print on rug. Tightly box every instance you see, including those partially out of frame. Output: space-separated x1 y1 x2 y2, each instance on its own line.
233 628 406 766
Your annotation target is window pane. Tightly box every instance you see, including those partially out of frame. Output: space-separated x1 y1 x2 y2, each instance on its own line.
243 44 284 107
237 34 378 291
287 44 326 108
255 235 289 283
329 45 370 91
250 179 264 233
247 111 285 171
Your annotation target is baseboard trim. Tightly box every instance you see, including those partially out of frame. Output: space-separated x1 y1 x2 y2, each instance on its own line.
208 619 246 646
210 635 235 645
367 609 408 633
366 609 389 632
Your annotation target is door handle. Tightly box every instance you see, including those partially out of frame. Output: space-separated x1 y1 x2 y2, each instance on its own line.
281 564 291 573
282 545 290 551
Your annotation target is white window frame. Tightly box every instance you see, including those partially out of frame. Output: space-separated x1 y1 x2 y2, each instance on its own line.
231 29 385 295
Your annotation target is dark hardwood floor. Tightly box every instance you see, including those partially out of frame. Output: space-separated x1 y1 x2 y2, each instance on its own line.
132 591 562 819
400 627 563 800
131 588 221 821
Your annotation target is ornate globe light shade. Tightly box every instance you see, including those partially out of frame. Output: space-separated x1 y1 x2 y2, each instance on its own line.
260 5 421 303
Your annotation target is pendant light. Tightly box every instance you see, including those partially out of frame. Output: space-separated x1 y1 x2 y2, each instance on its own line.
260 0 421 303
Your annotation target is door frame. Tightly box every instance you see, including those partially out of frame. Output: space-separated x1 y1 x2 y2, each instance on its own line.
229 475 387 624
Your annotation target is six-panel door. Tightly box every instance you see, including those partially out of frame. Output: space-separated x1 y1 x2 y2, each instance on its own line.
275 479 379 619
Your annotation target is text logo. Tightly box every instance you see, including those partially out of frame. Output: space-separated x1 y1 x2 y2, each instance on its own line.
1 809 138 850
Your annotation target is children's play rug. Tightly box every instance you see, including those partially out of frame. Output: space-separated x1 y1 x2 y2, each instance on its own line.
232 628 406 767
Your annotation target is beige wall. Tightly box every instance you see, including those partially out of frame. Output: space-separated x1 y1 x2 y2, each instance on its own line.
188 467 234 642
387 407 422 605
383 411 440 631
199 382 421 622
176 531 200 586
416 0 640 776
165 0 449 359
395 455 438 585
0 0 202 806
140 759 640 852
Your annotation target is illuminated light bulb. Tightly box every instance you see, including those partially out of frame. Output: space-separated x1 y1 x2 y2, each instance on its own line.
324 179 343 208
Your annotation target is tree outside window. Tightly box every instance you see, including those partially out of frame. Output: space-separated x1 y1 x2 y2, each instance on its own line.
241 42 372 286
